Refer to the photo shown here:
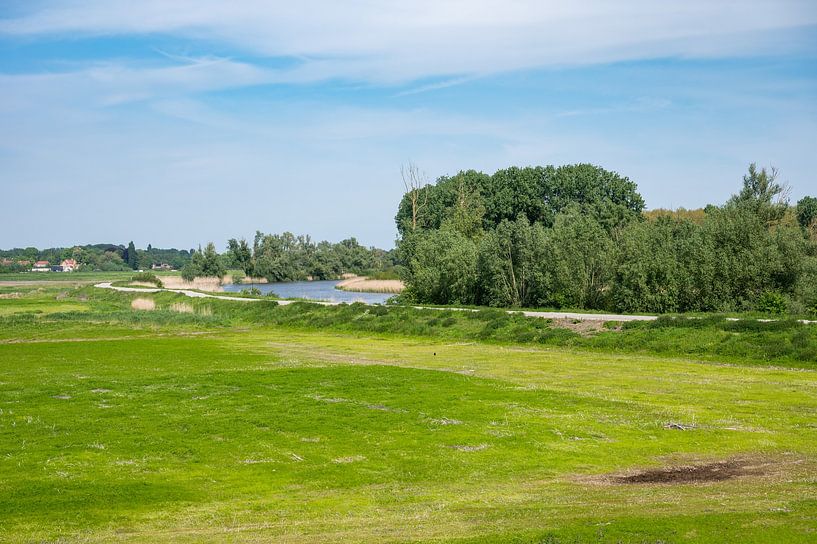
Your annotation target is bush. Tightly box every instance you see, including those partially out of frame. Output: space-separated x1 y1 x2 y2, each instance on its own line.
756 291 787 314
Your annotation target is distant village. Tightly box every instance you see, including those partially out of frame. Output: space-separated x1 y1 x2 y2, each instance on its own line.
0 243 192 274
0 258 79 272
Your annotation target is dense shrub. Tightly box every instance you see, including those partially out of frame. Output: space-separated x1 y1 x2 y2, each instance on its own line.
756 291 787 314
396 163 816 315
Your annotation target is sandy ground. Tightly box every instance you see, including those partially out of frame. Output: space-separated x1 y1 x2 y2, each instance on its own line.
336 276 404 293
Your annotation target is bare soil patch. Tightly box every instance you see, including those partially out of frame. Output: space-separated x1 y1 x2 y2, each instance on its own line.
550 318 611 335
614 458 765 484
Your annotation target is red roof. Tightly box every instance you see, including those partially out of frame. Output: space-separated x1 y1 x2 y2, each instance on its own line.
61 259 78 266
34 260 50 267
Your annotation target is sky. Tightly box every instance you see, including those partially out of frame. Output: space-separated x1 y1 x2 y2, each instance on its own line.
1 1 816 250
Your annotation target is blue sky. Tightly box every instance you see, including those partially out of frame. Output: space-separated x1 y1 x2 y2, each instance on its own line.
1 1 816 250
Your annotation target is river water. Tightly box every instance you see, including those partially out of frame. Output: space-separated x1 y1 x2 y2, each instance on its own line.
222 279 394 304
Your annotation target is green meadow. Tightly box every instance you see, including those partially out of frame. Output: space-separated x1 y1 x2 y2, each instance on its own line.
1 284 816 542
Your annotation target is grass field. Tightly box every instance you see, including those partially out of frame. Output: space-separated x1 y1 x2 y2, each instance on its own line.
1 282 816 542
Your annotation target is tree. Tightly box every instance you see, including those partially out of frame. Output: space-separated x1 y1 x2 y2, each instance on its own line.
126 241 138 270
727 163 788 226
540 208 614 310
400 162 429 233
612 216 699 313
450 174 486 239
227 238 253 277
201 242 225 278
476 216 547 307
402 227 478 305
181 242 225 280
796 196 817 231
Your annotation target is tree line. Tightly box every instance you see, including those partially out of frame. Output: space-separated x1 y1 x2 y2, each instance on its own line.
396 163 817 315
181 232 396 281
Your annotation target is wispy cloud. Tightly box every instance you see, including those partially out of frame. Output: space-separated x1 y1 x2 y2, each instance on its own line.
394 76 478 97
2 1 816 85
556 97 673 118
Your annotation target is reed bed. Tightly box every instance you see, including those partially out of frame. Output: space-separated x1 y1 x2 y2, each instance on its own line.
130 297 155 311
335 276 404 294
159 276 225 292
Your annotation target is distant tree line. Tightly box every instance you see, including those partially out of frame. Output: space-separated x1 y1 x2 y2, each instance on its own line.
181 232 396 282
396 163 817 315
0 243 193 272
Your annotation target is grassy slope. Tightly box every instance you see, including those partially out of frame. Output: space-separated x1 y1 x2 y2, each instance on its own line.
0 285 816 542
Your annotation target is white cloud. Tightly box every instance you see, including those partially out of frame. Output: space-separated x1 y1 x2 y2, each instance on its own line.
2 1 815 84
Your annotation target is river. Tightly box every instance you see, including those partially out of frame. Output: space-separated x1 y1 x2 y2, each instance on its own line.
222 279 394 304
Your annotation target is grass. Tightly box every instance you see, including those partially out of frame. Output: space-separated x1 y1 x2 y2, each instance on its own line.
0 280 816 542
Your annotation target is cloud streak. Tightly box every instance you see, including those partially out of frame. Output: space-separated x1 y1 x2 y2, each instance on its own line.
2 1 816 85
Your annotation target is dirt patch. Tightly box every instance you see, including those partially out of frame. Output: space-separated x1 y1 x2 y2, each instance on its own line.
614 458 765 484
550 318 609 335
0 292 22 299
